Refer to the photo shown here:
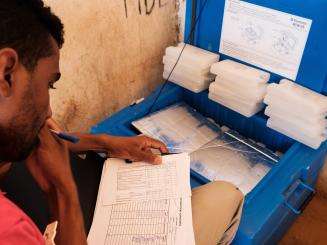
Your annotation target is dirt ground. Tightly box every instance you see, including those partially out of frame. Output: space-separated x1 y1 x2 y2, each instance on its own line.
280 160 327 245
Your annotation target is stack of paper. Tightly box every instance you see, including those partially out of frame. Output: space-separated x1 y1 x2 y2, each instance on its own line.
209 60 270 117
88 153 195 245
264 79 327 149
163 43 219 93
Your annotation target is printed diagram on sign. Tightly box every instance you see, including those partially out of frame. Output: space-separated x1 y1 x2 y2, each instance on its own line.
272 30 298 55
240 22 263 45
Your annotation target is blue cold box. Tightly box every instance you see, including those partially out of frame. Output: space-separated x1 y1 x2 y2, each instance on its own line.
91 83 326 244
91 0 327 244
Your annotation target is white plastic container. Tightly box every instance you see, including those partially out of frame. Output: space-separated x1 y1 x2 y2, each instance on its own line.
209 89 261 109
165 43 219 69
210 79 267 101
280 79 327 110
264 92 327 117
210 60 270 85
266 111 326 137
265 106 327 125
214 75 268 90
163 56 211 75
163 43 219 93
266 83 327 114
209 93 264 117
163 71 212 93
164 61 215 79
163 69 213 84
267 118 326 149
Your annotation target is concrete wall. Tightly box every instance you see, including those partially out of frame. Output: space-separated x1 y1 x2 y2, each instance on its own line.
45 0 179 131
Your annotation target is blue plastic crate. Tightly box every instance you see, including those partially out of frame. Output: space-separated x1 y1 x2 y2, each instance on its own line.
91 83 327 244
91 0 327 244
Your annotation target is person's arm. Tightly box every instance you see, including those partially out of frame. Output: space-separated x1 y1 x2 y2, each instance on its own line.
26 123 87 245
56 187 86 245
65 132 108 153
44 182 85 245
47 119 168 164
68 133 168 163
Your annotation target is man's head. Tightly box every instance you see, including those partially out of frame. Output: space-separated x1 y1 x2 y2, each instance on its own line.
0 0 64 162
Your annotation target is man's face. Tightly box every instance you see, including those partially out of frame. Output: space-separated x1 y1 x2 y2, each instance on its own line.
0 37 61 162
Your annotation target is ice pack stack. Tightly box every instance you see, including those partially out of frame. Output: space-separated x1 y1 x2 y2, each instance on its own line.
264 79 327 149
209 60 270 117
163 43 219 93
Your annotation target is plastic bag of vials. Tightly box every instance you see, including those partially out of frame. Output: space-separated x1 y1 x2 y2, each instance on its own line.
132 102 280 194
190 129 279 194
209 60 270 117
163 43 219 93
264 80 327 149
132 102 221 153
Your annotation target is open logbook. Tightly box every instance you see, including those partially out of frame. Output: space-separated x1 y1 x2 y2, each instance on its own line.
88 153 195 245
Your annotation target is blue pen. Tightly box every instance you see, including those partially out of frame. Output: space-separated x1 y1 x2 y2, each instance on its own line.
50 129 80 144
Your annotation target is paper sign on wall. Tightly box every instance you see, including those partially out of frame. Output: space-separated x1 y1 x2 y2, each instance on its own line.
219 0 312 80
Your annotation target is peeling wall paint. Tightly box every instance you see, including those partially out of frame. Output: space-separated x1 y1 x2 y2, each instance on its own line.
45 0 179 131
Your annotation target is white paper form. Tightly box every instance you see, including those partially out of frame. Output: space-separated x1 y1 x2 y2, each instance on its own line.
88 154 195 245
220 0 312 80
89 191 195 245
102 153 191 205
88 198 195 245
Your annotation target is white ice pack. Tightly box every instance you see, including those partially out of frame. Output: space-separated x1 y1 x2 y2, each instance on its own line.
265 82 327 114
209 93 264 117
267 118 326 149
165 43 219 69
210 79 267 101
210 60 270 85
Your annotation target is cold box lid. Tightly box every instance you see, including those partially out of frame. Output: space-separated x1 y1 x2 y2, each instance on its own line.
184 0 327 94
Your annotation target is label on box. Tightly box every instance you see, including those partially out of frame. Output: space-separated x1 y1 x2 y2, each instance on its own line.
219 0 312 80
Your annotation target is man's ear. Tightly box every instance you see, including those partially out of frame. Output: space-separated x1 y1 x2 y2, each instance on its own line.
0 48 19 98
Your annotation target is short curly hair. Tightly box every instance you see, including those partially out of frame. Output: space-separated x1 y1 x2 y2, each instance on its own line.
0 0 64 71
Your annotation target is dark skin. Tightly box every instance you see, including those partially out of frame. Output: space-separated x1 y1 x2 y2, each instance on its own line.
0 37 168 244
47 118 168 164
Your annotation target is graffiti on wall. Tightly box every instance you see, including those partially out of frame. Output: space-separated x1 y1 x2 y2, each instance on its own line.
124 0 169 18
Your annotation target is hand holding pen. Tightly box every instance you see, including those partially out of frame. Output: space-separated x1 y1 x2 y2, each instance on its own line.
46 118 80 144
